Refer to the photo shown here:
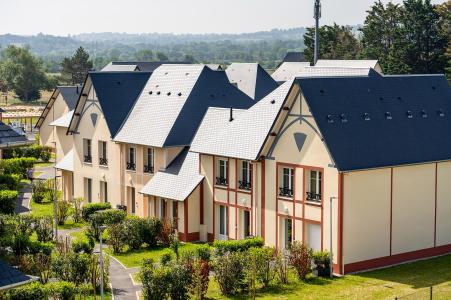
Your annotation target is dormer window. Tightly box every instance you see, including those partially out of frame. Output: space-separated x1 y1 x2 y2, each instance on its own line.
216 159 228 186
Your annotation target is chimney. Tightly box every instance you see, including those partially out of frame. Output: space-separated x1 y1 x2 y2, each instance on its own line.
313 0 321 65
229 107 234 122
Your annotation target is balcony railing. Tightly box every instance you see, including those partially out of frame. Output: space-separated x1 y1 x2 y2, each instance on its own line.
279 187 293 197
84 155 92 163
99 157 108 166
216 176 228 186
306 192 322 203
238 180 251 190
144 164 154 174
126 162 136 171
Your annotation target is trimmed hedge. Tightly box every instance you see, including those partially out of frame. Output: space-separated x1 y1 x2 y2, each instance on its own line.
0 157 36 178
0 190 18 214
96 208 127 225
3 145 52 162
6 282 47 300
0 174 21 190
72 231 95 254
82 202 111 221
213 237 264 255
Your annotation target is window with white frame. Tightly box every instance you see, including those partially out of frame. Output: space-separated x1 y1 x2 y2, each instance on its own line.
83 139 92 163
100 181 108 202
216 159 228 186
127 147 136 171
279 167 294 197
99 141 107 166
307 170 322 202
219 205 228 237
144 147 154 173
239 161 251 190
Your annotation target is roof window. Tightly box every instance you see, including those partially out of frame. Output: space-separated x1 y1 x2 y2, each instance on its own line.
363 113 371 121
270 99 276 104
178 92 182 96
167 92 171 96
149 91 153 95
340 114 347 123
438 109 445 117
406 111 413 119
157 91 161 95
385 112 392 120
327 115 334 123
421 110 428 118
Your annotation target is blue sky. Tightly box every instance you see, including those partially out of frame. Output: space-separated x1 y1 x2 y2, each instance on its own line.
0 0 445 35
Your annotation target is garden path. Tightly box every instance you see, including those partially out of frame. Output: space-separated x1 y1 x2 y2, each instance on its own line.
15 182 32 214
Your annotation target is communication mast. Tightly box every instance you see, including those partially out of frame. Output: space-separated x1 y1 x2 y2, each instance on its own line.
313 0 321 65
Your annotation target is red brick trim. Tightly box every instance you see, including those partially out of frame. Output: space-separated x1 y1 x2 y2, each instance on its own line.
344 244 451 274
184 198 188 241
179 232 200 242
207 233 214 242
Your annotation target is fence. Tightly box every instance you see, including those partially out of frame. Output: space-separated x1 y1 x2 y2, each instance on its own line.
395 285 451 299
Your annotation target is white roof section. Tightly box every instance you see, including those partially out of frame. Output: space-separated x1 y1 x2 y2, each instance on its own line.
226 63 259 99
315 59 379 69
191 80 294 161
271 62 311 82
101 63 138 72
55 149 74 172
114 64 204 147
140 150 204 201
295 67 371 78
49 110 74 128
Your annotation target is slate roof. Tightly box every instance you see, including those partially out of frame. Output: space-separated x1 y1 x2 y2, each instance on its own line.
315 59 379 69
55 148 74 172
141 148 204 201
101 63 138 72
297 71 451 171
190 80 294 160
271 62 312 82
0 122 31 148
36 86 80 128
78 71 151 137
282 52 305 63
49 110 74 128
225 63 279 100
103 61 189 72
114 64 254 147
0 259 37 290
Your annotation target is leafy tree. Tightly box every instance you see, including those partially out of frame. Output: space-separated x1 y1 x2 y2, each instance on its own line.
304 23 362 63
436 1 450 81
60 46 93 84
134 49 154 61
0 46 50 101
156 51 169 61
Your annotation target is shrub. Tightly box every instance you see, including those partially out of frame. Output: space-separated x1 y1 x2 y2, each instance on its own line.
51 253 91 284
46 281 77 300
32 180 49 204
169 262 192 300
213 251 247 296
57 200 71 225
250 247 275 288
39 146 51 162
0 173 20 190
170 233 181 261
34 216 54 242
160 218 175 246
106 222 126 253
72 231 95 254
0 157 36 178
140 259 171 300
6 282 47 300
28 240 54 256
289 241 312 281
0 190 18 214
70 197 83 223
313 250 331 277
213 237 264 255
97 208 126 225
160 251 173 266
142 217 162 247
123 217 145 250
189 258 210 300
82 202 111 221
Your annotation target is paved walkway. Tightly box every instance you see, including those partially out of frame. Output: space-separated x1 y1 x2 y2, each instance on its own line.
36 165 56 180
15 183 32 214
108 256 141 300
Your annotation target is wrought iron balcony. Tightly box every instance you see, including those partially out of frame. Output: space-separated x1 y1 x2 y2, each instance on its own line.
126 162 136 171
99 157 108 166
279 187 293 197
84 155 92 163
215 176 228 186
144 164 154 174
306 192 322 203
238 180 251 190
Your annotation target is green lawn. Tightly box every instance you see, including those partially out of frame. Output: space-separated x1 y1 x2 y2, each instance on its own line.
106 243 206 268
30 200 53 217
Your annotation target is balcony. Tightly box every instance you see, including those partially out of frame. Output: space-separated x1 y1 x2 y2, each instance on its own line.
84 155 92 163
306 192 322 203
215 176 228 186
279 187 293 198
99 157 108 166
144 164 154 174
126 162 136 171
238 180 251 190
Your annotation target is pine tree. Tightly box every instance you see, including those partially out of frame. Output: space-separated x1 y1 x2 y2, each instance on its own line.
60 47 93 85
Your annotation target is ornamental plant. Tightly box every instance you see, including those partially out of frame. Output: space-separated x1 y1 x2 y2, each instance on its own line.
289 241 312 281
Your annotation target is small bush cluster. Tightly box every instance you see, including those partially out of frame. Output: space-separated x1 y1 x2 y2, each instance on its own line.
3 145 52 162
6 281 92 300
72 230 95 254
31 179 56 204
0 173 21 190
0 190 18 214
213 237 264 255
82 202 111 221
0 157 36 178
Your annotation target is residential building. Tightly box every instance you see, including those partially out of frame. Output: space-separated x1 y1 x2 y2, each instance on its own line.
0 108 33 158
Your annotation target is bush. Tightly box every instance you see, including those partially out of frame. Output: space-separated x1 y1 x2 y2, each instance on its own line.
142 217 162 247
140 259 171 300
46 281 77 300
313 250 331 277
213 251 247 296
72 231 95 254
160 251 173 266
40 147 51 162
4 145 52 162
34 216 54 242
123 217 146 250
0 157 36 178
32 180 48 204
70 197 83 223
57 200 71 225
249 247 275 288
0 190 18 214
213 237 264 255
28 240 54 256
82 202 111 221
189 258 210 300
106 222 126 253
97 208 126 225
0 173 21 190
168 262 192 300
51 253 91 284
160 218 175 246
289 241 312 281
6 282 47 300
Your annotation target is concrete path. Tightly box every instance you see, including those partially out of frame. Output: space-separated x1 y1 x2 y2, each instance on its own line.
36 165 56 180
107 253 141 300
15 183 32 214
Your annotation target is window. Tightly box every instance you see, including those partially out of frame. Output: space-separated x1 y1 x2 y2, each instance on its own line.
127 147 136 171
172 201 178 229
239 161 251 190
100 181 108 203
284 218 293 249
219 205 228 237
83 139 92 163
130 187 136 214
306 223 321 251
99 141 107 166
216 159 228 186
144 148 154 173
85 178 92 203
279 167 294 197
160 198 167 218
307 170 322 202
243 210 250 238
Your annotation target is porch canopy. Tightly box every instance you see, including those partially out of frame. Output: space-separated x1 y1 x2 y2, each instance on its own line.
140 149 204 201
49 110 74 128
55 148 74 172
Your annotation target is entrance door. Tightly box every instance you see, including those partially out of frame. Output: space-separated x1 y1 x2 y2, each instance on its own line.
243 210 250 238
284 218 293 249
307 223 321 251
219 205 228 240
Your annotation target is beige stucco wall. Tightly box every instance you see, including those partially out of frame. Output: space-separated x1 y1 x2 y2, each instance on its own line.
39 92 70 149
436 162 451 246
54 126 73 163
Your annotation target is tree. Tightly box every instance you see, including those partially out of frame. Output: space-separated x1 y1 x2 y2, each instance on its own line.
436 1 450 81
0 46 50 101
304 23 362 63
60 47 93 85
156 51 169 61
134 49 154 61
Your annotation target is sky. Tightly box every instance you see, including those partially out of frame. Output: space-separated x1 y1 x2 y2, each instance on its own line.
0 0 445 36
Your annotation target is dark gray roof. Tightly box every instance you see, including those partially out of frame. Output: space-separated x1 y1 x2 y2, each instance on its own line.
0 122 30 147
89 71 151 137
282 52 305 63
297 70 451 172
107 61 189 72
0 259 36 290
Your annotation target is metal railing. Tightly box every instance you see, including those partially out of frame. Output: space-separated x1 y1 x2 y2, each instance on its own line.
395 285 451 299
99 157 108 166
126 162 136 171
216 176 228 186
306 191 322 203
84 155 92 163
279 187 293 197
144 164 154 174
238 180 251 190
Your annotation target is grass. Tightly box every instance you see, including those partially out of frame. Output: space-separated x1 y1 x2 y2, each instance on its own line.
106 243 206 268
58 218 87 230
30 200 53 217
204 255 451 300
